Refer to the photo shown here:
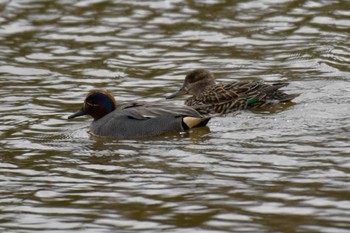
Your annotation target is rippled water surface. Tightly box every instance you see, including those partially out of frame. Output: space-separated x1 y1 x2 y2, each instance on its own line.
1 0 350 232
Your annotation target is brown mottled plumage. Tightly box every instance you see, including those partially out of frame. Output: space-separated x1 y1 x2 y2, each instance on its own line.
166 69 299 115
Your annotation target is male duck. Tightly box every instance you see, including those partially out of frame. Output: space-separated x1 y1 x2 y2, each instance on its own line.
166 69 299 114
68 89 210 138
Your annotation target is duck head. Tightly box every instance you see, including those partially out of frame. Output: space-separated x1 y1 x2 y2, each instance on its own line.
68 89 117 121
166 69 216 99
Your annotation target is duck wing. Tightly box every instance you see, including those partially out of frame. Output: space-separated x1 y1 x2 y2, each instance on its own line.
187 81 261 103
118 102 203 119
186 81 297 114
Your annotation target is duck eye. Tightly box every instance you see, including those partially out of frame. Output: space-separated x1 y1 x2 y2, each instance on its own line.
86 101 99 107
186 74 198 84
86 96 100 106
188 75 202 83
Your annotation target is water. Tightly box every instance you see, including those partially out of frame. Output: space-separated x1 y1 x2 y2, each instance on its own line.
1 0 350 232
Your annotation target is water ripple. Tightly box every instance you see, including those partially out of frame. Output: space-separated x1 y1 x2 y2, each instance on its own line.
0 0 349 232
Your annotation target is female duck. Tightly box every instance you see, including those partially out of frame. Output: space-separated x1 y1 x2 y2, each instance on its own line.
166 69 299 114
68 89 210 138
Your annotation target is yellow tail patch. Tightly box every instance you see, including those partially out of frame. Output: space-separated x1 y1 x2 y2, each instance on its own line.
183 117 208 129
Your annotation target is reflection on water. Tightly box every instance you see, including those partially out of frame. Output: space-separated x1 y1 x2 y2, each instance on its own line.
1 0 350 232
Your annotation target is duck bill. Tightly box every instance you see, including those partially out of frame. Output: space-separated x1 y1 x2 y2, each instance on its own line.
68 108 87 119
166 86 188 99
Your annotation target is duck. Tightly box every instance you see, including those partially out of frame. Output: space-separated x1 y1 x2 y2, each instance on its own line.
166 69 299 115
68 89 210 138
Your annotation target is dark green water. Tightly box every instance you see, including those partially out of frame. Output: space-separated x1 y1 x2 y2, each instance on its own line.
1 0 350 232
